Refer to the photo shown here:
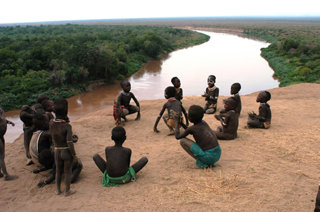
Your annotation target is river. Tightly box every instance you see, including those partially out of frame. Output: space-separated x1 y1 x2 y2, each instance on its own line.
4 31 279 143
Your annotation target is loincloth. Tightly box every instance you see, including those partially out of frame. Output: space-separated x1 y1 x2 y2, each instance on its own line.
102 166 136 187
164 110 182 129
29 131 43 167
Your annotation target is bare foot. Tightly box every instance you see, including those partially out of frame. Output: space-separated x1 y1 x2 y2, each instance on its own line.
56 190 62 195
64 189 76 197
4 175 18 181
0 173 3 178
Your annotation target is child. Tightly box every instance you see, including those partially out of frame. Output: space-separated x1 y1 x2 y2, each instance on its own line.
171 77 183 101
247 91 272 129
214 98 239 140
93 126 148 186
202 75 219 114
231 83 242 117
49 98 77 196
114 80 140 125
0 107 18 180
154 86 188 135
175 105 221 168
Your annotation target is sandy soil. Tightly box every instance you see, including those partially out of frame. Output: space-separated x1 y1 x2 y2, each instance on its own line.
1 83 320 211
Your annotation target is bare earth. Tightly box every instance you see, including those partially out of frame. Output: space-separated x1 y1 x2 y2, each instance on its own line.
1 83 320 211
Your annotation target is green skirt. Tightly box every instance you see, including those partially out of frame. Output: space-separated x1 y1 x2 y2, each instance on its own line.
102 166 136 187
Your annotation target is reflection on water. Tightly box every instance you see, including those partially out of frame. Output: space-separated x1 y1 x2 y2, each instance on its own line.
5 31 279 143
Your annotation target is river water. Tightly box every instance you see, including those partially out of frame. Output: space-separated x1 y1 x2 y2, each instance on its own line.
4 31 279 143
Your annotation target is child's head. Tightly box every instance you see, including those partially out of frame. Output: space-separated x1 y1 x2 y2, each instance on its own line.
223 97 237 111
164 86 176 99
33 112 49 131
231 83 241 95
207 75 216 87
54 98 68 118
120 80 131 92
256 91 271 103
111 126 126 145
188 105 204 124
37 94 49 104
171 77 181 88
42 100 54 112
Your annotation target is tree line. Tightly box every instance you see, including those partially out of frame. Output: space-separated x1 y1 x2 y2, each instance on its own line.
0 24 209 110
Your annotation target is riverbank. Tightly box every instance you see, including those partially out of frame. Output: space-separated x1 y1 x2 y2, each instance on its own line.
1 83 320 211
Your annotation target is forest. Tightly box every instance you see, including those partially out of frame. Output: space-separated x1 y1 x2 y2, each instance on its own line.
0 25 209 110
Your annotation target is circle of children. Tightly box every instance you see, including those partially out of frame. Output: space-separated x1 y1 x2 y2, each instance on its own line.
0 74 275 197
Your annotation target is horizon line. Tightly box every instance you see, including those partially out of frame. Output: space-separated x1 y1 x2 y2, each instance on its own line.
1 16 320 26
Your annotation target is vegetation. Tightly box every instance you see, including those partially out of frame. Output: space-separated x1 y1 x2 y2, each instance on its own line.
0 24 209 110
243 24 320 86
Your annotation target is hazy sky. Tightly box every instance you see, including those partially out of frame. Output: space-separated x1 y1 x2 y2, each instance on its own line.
1 0 319 24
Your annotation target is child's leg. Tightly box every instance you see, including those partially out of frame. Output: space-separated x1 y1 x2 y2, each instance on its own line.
247 117 264 128
162 115 174 133
128 105 139 114
131 157 148 173
0 138 17 180
23 126 34 159
180 138 196 159
61 150 74 195
71 159 83 184
54 150 63 195
93 154 106 174
0 138 8 176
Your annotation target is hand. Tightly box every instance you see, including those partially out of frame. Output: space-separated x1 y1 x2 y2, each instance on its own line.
72 135 78 143
37 181 47 188
214 114 220 120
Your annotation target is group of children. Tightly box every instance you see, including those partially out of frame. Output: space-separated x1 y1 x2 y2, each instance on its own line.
113 76 272 171
0 75 277 198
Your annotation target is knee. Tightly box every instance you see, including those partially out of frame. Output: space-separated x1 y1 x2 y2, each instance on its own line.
92 153 100 161
140 156 148 164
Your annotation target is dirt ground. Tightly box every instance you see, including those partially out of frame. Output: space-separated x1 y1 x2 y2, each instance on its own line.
1 83 320 211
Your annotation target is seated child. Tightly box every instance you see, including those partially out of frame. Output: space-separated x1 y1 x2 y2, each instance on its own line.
202 75 219 114
230 83 242 117
247 91 272 129
0 107 18 180
29 112 52 171
153 86 188 135
175 105 221 168
214 98 239 140
49 98 78 196
93 126 148 186
114 80 140 125
171 77 183 101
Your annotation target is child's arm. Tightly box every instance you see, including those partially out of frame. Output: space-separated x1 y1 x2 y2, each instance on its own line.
66 124 77 160
175 120 190 139
131 93 141 120
153 105 166 133
181 105 189 127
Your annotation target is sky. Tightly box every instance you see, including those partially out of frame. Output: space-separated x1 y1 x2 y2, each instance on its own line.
1 0 320 24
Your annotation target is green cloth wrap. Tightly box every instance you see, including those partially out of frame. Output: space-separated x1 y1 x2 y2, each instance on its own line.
102 166 136 187
190 144 221 168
